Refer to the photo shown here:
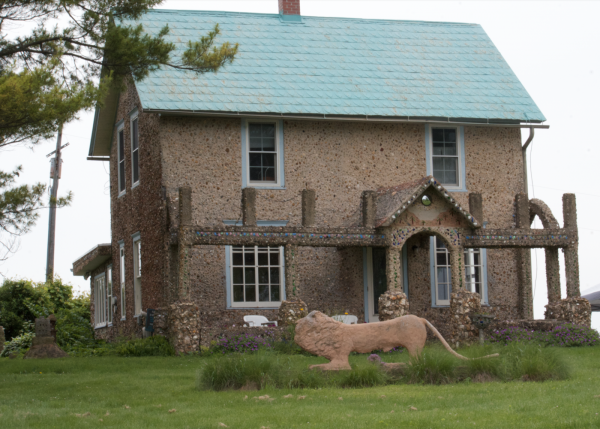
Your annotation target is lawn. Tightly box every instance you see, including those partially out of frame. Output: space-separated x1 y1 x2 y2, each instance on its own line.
1 347 600 428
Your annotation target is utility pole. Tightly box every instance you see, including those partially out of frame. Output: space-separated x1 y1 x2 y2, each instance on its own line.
46 124 69 282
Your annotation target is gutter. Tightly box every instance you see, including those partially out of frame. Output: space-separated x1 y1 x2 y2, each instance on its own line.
145 108 550 129
522 127 535 196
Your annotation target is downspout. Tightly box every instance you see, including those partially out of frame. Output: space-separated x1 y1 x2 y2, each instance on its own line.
522 127 535 197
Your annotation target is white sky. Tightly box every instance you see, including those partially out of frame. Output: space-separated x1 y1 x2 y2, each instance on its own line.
1 1 599 329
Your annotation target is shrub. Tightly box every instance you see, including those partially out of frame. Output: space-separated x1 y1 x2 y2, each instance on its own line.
340 363 387 387
114 336 176 357
0 279 44 340
198 353 274 390
0 321 35 357
211 332 275 354
503 344 570 381
488 324 600 348
405 346 456 384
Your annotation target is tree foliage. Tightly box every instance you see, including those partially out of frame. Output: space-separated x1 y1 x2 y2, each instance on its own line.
0 0 238 148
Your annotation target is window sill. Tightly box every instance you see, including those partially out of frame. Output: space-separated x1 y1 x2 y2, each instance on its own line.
443 186 468 193
430 304 450 308
244 185 286 190
131 181 140 190
227 305 281 310
120 317 126 321
118 191 126 199
94 324 108 330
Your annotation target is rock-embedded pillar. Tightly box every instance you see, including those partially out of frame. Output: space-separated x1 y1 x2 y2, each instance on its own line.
362 190 377 228
563 193 580 297
385 247 402 290
449 244 466 291
468 193 483 226
302 189 316 227
242 187 257 227
515 194 533 319
178 187 192 299
545 247 561 305
449 289 481 346
284 244 299 298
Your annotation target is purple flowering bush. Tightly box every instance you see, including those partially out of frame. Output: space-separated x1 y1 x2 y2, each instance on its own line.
211 331 275 354
488 324 599 347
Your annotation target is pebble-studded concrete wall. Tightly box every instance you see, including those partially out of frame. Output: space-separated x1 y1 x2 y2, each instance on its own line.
99 81 168 341
159 117 527 330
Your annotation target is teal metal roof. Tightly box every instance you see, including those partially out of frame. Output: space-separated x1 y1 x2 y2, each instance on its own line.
133 10 545 122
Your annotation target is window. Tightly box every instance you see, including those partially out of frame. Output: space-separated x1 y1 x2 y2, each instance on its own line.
242 120 284 188
133 235 142 316
229 246 283 308
94 274 107 328
430 237 488 306
117 124 126 195
107 265 113 325
433 238 452 306
120 243 126 320
130 114 140 186
426 126 466 191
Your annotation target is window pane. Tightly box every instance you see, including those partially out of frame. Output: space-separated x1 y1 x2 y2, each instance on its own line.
249 137 262 150
233 267 243 284
249 153 262 167
118 131 124 160
249 167 262 181
132 119 139 150
432 157 443 171
258 267 269 284
245 284 256 301
437 267 448 283
233 285 244 302
244 252 255 266
119 162 125 192
436 252 447 266
270 267 280 284
262 124 275 138
270 253 279 265
436 239 447 250
249 124 262 138
473 252 481 265
262 153 275 167
263 167 276 182
259 285 269 302
270 285 280 302
432 128 444 142
433 142 444 155
262 138 275 151
244 267 255 284
232 253 243 266
444 157 457 171
444 129 456 142
444 142 456 156
258 253 268 266
444 170 457 185
438 283 449 301
132 151 139 183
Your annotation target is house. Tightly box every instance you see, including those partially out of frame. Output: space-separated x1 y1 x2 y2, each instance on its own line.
72 0 586 352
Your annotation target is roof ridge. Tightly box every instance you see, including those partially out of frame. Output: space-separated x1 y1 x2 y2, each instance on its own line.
149 8 480 27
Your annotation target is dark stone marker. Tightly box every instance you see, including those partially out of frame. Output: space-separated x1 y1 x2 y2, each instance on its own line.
145 308 155 333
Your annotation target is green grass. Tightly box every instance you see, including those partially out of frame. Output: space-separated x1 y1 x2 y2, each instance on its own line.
1 347 600 428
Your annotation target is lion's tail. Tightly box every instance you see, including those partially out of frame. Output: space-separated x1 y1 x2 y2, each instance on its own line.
420 318 499 360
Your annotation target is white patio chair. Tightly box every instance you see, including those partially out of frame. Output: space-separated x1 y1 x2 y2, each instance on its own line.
243 315 278 327
332 315 358 324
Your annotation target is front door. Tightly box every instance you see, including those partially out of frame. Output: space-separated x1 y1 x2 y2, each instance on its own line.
366 247 387 322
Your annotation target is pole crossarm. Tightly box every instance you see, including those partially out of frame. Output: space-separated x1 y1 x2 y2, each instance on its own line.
464 228 577 248
182 226 387 247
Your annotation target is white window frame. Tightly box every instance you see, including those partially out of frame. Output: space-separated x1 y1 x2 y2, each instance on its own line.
117 122 126 196
119 242 126 320
242 119 285 189
425 125 466 192
107 265 113 326
94 273 107 329
227 245 284 309
431 237 452 306
464 248 488 305
132 233 142 316
130 112 140 188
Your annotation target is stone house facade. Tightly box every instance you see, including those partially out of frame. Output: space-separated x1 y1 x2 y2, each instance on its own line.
72 1 588 351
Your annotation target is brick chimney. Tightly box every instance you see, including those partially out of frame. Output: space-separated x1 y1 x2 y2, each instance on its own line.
279 0 300 15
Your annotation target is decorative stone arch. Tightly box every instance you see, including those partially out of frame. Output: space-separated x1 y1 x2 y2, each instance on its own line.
385 226 466 293
529 198 562 306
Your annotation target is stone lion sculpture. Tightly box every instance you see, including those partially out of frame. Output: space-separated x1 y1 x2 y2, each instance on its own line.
295 311 498 370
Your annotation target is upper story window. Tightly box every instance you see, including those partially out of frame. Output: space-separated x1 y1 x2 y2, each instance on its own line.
242 120 285 189
117 124 126 195
130 113 140 187
426 125 466 191
229 245 283 308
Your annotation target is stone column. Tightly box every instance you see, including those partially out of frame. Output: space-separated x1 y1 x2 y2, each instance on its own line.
385 247 402 290
302 189 316 227
515 193 533 319
178 187 192 299
284 244 299 298
563 194 580 297
449 244 466 291
468 193 483 226
545 247 561 305
362 190 377 228
449 289 481 346
242 187 257 227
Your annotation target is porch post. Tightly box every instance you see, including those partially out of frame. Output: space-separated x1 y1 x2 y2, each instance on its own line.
178 187 192 299
450 244 466 291
385 247 402 290
515 193 533 319
545 248 561 304
563 194 580 297
284 244 299 298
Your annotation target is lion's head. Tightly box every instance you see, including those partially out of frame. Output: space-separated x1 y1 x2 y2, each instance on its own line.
294 311 344 357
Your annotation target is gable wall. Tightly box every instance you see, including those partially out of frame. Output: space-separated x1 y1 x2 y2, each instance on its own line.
159 116 525 327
